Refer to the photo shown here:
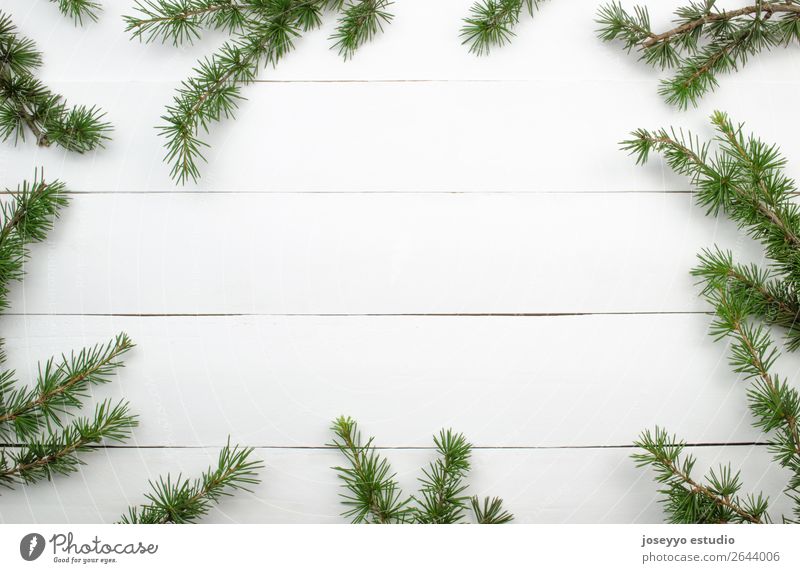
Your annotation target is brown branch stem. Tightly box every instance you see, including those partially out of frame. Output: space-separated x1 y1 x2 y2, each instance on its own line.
728 307 800 460
643 2 800 48
0 340 129 427
661 452 763 523
646 134 800 251
339 431 394 524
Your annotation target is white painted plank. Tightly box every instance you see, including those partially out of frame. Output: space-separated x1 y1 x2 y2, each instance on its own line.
5 0 798 84
1 81 798 192
2 2 797 192
9 193 764 315
0 445 792 523
3 314 795 447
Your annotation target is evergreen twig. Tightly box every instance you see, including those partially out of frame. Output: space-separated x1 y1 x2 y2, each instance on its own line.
633 426 769 523
461 0 547 56
124 0 393 184
331 0 393 60
0 400 136 488
625 114 800 523
624 111 800 288
597 1 800 108
470 495 514 524
413 429 473 524
0 333 135 441
329 416 410 523
330 416 514 524
124 1 262 46
0 12 111 151
50 0 102 24
0 175 68 312
0 174 136 494
694 248 800 351
119 440 263 523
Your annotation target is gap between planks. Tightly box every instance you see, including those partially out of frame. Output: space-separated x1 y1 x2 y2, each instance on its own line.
0 190 696 196
4 311 712 318
0 443 774 450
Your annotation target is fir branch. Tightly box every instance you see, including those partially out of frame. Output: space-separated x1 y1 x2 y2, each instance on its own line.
633 427 769 523
412 429 472 524
659 20 758 109
628 114 800 522
0 174 68 312
0 174 138 495
126 0 391 183
694 248 800 351
644 2 800 49
0 12 111 151
330 416 513 524
596 1 659 56
622 111 800 288
329 415 410 523
0 14 42 76
597 1 800 108
134 0 332 184
159 10 305 184
125 1 258 45
50 0 102 25
706 285 800 473
0 333 135 441
125 0 344 45
461 0 546 56
119 441 263 523
0 399 137 489
331 0 393 60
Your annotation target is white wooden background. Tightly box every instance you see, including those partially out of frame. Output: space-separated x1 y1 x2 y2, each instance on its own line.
0 0 798 523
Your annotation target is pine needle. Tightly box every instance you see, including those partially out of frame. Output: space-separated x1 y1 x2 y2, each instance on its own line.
0 174 136 493
461 0 546 56
0 12 111 151
330 416 514 524
124 0 394 184
119 440 263 523
626 114 800 523
597 1 800 108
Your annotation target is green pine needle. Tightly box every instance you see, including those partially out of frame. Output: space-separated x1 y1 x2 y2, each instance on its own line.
125 0 392 184
0 174 137 494
330 416 514 524
413 429 473 524
470 495 515 524
331 0 393 60
119 440 263 524
0 399 138 489
125 0 256 46
0 333 135 442
0 173 68 312
329 416 410 523
627 114 800 523
461 0 545 56
0 11 111 151
633 427 769 523
597 1 800 108
50 0 102 25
